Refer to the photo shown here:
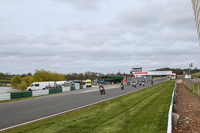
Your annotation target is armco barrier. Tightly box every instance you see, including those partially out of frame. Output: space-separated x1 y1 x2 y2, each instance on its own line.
62 87 70 92
32 90 49 96
49 88 62 94
167 81 177 133
0 93 10 101
11 91 32 99
70 86 75 91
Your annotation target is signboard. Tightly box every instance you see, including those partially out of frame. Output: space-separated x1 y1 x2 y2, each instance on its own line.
185 75 191 79
133 71 173 76
131 66 142 73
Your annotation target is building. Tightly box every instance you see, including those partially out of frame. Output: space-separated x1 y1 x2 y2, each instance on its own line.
192 0 200 45
94 76 124 84
130 66 142 74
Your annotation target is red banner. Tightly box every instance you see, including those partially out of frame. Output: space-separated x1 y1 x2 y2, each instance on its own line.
133 72 148 75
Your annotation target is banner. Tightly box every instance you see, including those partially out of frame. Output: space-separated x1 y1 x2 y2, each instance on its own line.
133 71 172 75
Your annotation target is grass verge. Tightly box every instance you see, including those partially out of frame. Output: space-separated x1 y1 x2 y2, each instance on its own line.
3 80 175 133
192 72 200 79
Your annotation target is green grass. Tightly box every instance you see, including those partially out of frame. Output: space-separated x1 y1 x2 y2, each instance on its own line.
192 72 200 78
152 77 166 80
185 82 200 97
3 80 175 133
0 80 11 83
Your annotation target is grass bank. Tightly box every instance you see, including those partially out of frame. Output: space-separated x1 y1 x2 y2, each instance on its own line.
192 72 200 79
3 80 175 133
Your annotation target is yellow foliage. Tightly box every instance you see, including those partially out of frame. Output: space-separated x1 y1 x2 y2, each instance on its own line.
11 69 65 91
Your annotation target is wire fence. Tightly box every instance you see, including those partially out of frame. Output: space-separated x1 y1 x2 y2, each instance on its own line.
183 79 200 97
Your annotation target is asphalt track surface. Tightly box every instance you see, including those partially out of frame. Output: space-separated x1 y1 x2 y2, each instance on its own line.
0 78 168 130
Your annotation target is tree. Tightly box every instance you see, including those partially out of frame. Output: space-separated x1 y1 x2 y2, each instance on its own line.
22 76 34 87
33 69 65 82
27 73 32 76
16 80 28 90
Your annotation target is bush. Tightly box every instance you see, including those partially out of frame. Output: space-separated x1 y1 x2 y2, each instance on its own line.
16 80 27 91
22 76 34 87
11 75 22 88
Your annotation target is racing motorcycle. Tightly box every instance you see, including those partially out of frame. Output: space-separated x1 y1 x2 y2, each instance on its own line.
142 82 145 86
100 87 105 95
132 82 136 88
139 81 141 86
120 84 124 90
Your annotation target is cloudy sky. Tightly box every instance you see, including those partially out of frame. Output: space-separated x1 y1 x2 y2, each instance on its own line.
0 0 199 74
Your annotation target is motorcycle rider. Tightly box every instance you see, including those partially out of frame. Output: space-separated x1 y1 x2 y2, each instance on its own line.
99 84 104 89
139 81 141 86
132 81 136 88
99 84 105 94
120 82 124 90
142 80 145 86
151 79 153 85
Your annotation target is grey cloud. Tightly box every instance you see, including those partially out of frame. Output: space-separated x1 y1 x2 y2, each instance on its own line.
56 0 107 11
0 0 199 74
119 2 163 27
0 33 27 45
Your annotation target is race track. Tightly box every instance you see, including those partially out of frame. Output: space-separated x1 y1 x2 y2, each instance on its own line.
0 78 168 130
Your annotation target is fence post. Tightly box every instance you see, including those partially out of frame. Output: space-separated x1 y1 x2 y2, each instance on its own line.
193 81 194 93
198 82 199 97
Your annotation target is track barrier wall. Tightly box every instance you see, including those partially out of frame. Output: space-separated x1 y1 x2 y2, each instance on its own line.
32 90 49 97
83 85 86 89
0 85 87 101
11 91 32 99
80 85 83 89
70 86 75 91
62 87 70 92
49 88 62 94
75 85 80 90
167 81 177 133
0 93 10 101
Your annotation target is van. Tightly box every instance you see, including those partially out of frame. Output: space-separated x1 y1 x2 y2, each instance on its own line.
86 79 92 87
56 81 67 87
27 81 56 91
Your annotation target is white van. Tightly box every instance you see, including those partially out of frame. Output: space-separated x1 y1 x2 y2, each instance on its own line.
27 81 56 91
56 81 67 87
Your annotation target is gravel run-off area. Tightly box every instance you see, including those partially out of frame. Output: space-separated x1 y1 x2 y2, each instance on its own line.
173 83 200 133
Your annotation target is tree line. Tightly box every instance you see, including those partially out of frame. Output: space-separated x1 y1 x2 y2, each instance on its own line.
2 67 200 90
154 67 200 75
11 70 65 91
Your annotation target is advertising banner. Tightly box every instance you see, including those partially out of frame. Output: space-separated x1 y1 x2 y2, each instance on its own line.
133 71 172 75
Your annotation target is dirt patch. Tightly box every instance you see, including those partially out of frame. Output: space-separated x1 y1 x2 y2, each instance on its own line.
173 83 200 133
